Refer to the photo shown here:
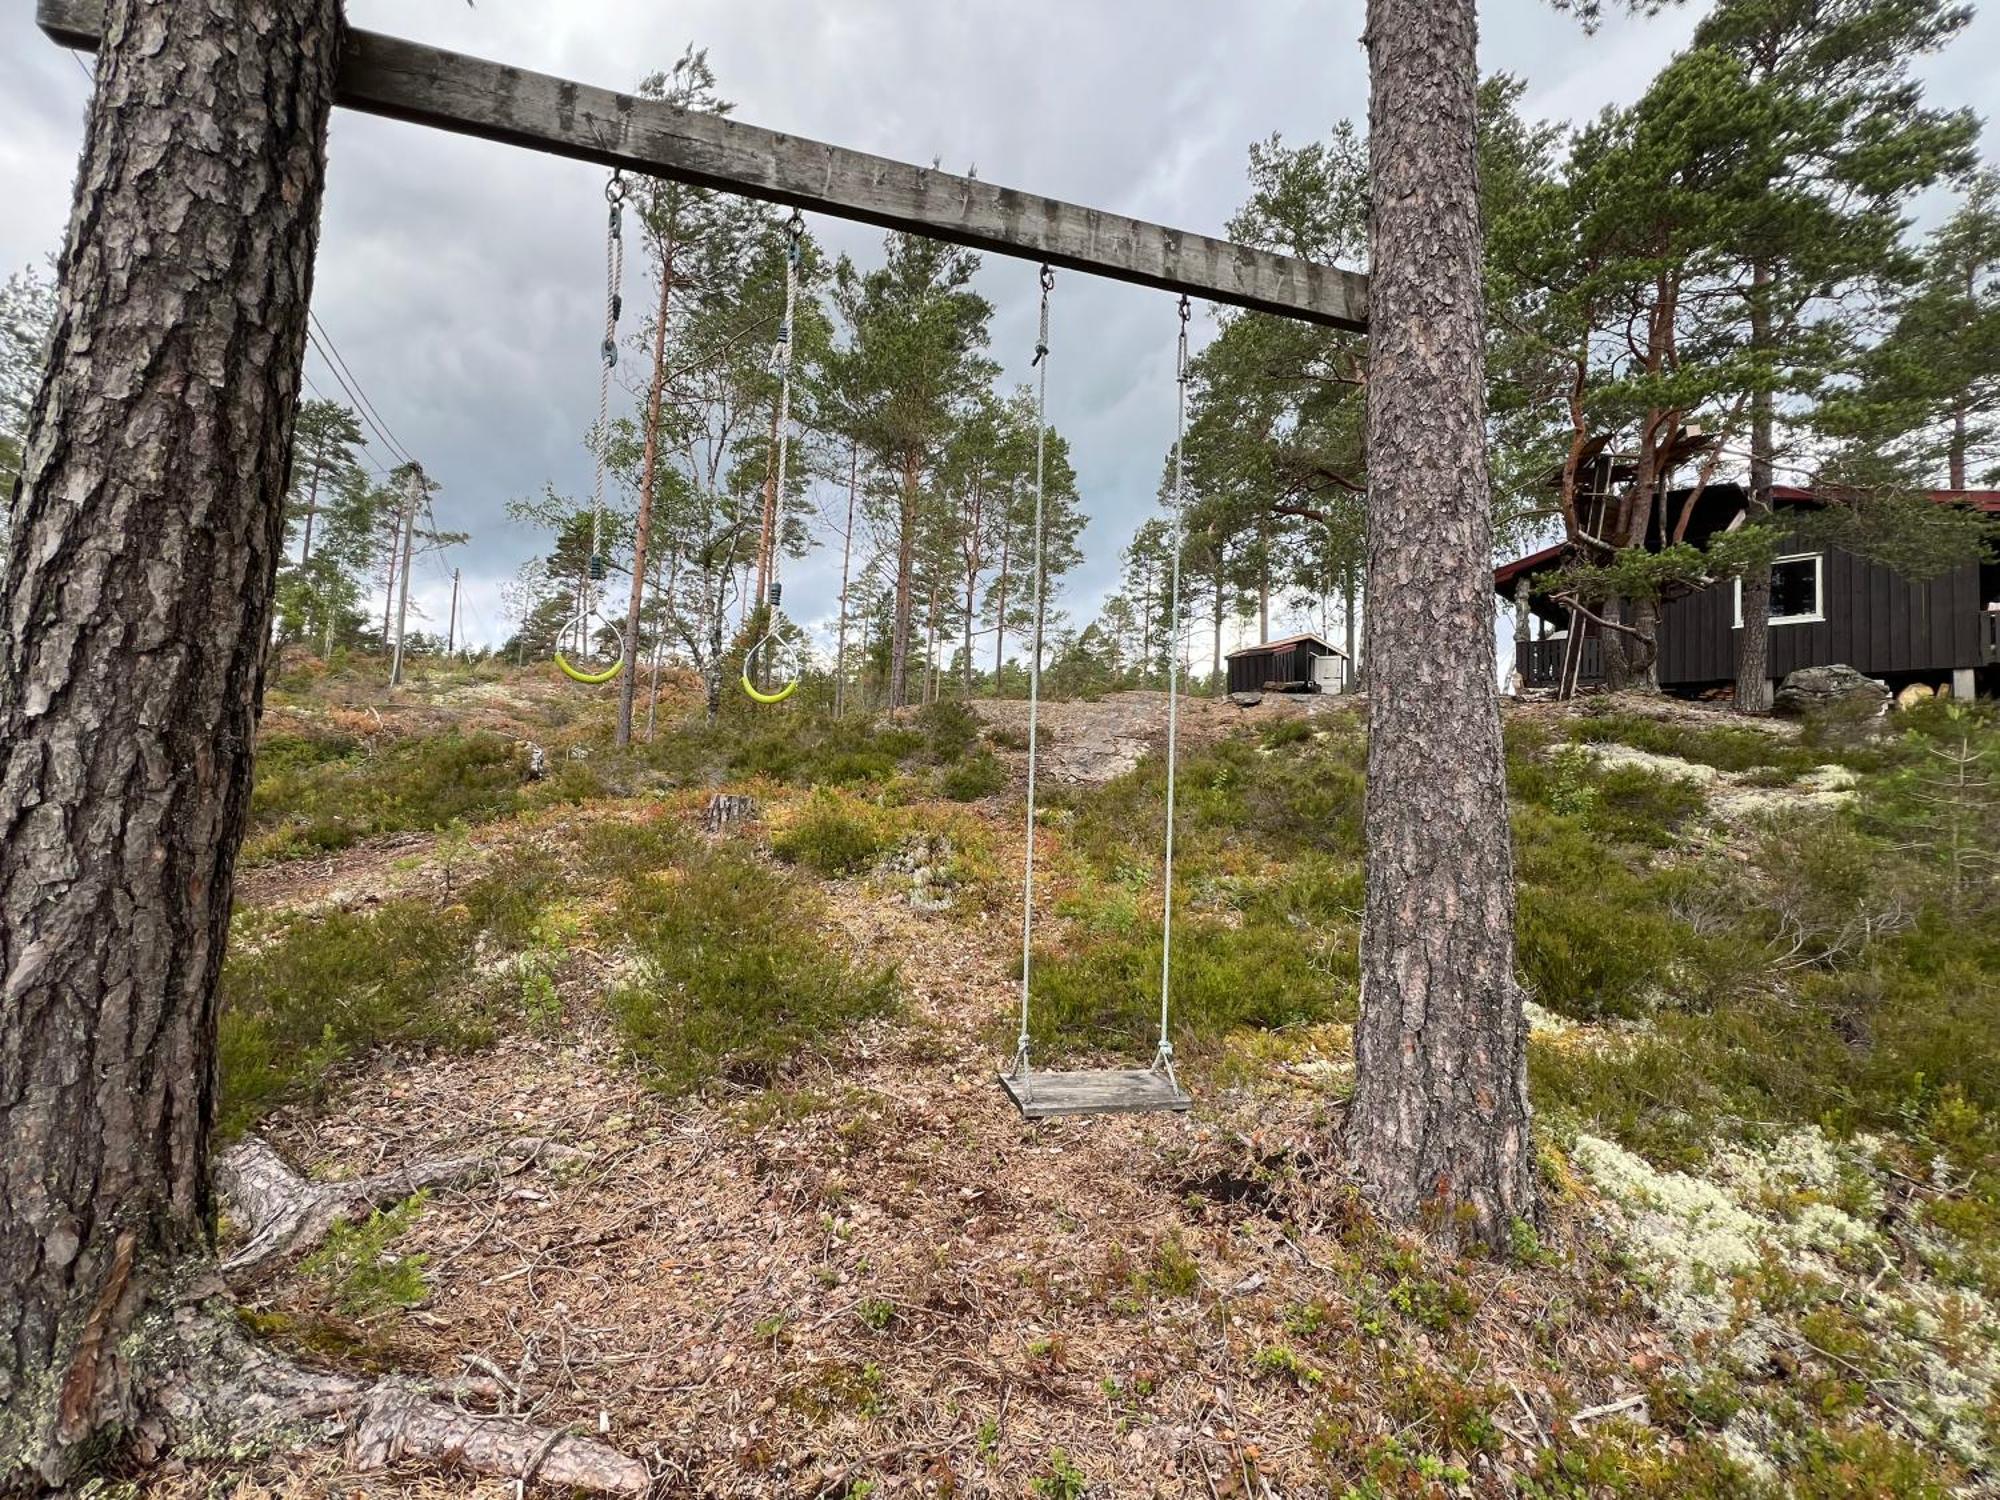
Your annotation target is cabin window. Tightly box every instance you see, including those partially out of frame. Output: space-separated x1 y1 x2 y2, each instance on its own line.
1734 553 1823 628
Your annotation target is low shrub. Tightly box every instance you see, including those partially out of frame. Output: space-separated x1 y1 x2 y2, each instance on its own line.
219 900 488 1136
773 791 885 876
246 730 549 863
938 749 1007 801
608 850 898 1096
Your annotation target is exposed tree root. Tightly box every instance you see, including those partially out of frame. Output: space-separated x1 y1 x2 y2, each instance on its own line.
144 1292 652 1494
217 1133 588 1275
106 1136 655 1494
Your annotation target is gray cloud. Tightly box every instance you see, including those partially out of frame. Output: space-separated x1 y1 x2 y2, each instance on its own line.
3 1 1993 653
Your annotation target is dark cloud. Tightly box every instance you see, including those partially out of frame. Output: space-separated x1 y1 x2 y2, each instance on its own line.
3 1 1993 652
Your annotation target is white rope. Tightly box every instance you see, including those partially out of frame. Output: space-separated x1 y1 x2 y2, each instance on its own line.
583 173 626 655
1155 297 1191 1079
1011 266 1055 1080
768 213 802 606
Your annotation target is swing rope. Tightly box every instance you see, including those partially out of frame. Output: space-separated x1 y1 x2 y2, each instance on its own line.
1010 284 1191 1096
1154 295 1192 1085
1009 265 1056 1081
557 171 628 685
743 210 805 706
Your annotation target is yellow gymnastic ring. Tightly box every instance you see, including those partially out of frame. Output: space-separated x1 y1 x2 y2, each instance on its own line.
556 650 623 685
741 669 798 704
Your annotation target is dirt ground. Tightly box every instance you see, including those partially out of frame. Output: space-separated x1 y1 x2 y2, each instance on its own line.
966 690 1351 785
190 736 1670 1500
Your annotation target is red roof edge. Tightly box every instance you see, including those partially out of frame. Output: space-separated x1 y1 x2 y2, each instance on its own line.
1492 541 1566 590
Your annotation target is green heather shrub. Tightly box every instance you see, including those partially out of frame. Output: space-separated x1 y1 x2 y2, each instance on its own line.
1025 909 1351 1058
246 730 556 863
299 1193 431 1315
218 900 487 1136
938 748 1007 801
608 849 897 1095
916 700 983 762
772 790 885 876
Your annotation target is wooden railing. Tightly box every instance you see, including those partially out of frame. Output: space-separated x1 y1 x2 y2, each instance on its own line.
1517 637 1604 690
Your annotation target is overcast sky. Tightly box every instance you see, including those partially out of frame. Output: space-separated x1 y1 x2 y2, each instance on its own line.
3 1 1994 655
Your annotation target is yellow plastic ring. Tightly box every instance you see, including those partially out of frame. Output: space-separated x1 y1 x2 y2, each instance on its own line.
741 669 797 704
557 651 623 685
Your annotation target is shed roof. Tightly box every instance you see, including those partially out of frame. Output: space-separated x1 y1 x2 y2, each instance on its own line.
1224 632 1346 660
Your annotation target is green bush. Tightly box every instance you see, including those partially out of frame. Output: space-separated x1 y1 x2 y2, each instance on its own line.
917 700 983 762
299 1194 431 1315
773 791 885 876
219 900 488 1136
938 749 1007 801
247 730 545 863
608 850 898 1095
1025 902 1352 1060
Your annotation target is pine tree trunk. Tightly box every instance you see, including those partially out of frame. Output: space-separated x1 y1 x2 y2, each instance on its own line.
1343 559 1359 684
617 246 674 747
0 0 338 1484
889 448 918 707
835 443 856 717
1345 0 1531 1249
1211 562 1225 691
1948 406 1967 491
992 522 1010 689
1736 260 1775 714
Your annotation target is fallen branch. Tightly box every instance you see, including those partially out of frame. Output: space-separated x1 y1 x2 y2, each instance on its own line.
1569 1392 1646 1429
218 1134 589 1275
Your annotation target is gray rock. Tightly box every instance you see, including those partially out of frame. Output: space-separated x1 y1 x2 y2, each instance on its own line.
1772 664 1888 717
1228 692 1264 708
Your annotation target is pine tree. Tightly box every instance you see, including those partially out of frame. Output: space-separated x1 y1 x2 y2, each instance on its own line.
831 234 995 707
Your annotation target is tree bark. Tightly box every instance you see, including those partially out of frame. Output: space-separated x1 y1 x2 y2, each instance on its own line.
616 247 674 748
1345 0 1532 1249
0 0 340 1485
1735 259 1775 715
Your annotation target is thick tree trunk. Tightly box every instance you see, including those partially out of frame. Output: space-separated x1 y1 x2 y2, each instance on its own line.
889 448 918 707
1736 261 1775 715
617 248 674 748
0 0 340 1485
1345 0 1532 1249
1948 406 1967 492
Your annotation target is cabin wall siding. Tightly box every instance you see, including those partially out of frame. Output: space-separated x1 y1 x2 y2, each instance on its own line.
1657 536 1984 686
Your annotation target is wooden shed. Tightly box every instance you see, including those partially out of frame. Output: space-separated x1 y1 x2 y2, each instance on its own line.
1224 632 1348 695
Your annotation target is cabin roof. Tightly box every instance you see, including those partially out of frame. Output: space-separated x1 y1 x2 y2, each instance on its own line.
1224 631 1345 660
1493 484 2000 595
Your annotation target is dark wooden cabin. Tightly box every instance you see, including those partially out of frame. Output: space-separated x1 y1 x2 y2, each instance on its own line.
1496 483 2000 697
1225 632 1349 694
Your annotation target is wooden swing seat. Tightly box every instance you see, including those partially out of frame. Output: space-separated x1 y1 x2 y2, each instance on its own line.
998 1067 1193 1120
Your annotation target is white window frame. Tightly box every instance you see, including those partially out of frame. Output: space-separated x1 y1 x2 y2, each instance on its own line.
1734 552 1824 629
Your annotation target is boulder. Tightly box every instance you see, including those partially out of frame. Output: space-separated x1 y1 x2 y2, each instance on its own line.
1228 692 1264 709
1772 664 1888 718
1895 682 1935 711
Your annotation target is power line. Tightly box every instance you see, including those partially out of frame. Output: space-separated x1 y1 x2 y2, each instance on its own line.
307 309 416 468
304 327 412 470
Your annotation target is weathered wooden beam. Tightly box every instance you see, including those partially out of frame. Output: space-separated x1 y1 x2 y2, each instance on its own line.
39 0 1367 330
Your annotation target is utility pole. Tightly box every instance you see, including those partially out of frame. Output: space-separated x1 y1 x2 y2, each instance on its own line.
389 463 421 686
446 566 460 658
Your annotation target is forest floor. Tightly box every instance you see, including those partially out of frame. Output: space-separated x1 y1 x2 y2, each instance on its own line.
133 661 2000 1499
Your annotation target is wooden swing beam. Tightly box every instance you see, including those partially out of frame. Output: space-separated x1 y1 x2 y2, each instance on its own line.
39 0 1367 331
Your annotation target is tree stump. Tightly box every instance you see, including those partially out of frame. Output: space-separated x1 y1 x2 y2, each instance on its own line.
704 794 758 834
